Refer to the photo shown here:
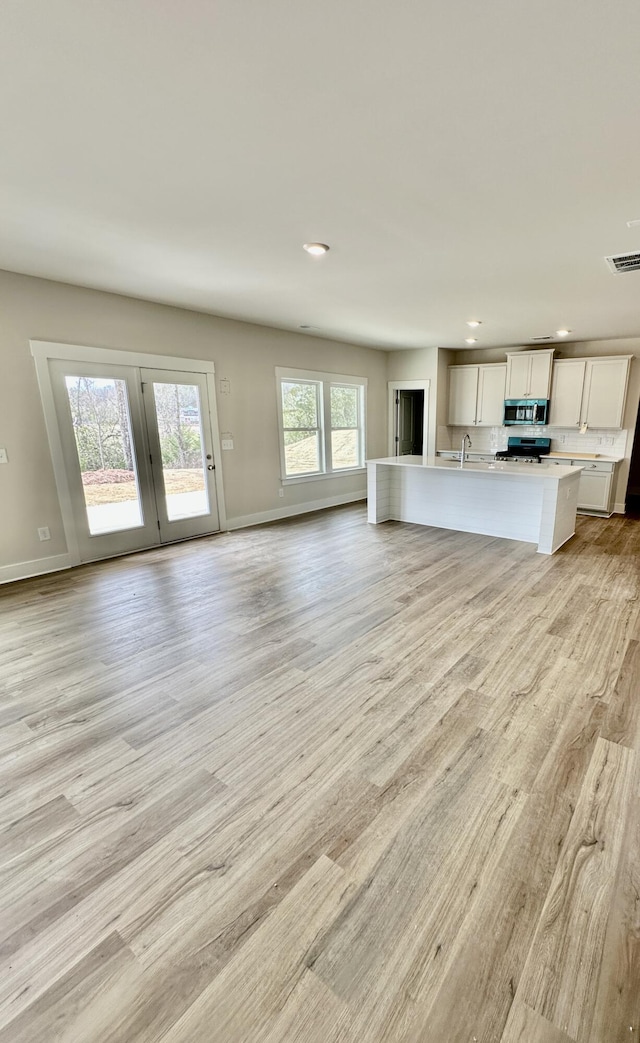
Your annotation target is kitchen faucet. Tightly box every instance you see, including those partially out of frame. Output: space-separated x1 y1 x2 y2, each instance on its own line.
460 433 472 467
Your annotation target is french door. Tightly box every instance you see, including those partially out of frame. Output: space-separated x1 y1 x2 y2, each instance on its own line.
49 360 220 563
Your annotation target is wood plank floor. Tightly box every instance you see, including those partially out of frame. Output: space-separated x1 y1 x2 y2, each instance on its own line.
0 505 639 1042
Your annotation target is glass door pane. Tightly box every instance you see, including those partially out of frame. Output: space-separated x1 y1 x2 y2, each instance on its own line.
151 381 209 520
141 369 220 543
49 358 159 564
64 375 144 534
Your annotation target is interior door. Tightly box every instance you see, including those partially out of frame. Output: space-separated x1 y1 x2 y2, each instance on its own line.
50 359 159 561
141 370 220 542
397 390 424 454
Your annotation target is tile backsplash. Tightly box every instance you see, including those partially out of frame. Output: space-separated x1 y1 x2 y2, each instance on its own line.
441 425 628 457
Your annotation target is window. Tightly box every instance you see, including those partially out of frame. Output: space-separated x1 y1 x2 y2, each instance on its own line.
276 368 366 480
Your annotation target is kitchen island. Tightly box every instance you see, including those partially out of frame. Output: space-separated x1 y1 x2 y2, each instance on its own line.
367 455 583 554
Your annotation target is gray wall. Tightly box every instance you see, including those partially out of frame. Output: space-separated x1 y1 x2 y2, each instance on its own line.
0 270 388 572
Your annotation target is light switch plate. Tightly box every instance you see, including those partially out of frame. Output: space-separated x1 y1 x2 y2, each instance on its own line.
0 447 8 464
221 439 234 450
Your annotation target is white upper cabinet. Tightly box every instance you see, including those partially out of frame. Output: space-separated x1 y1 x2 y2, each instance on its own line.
448 366 478 426
476 364 507 425
505 349 554 399
505 354 531 399
581 357 631 429
549 360 586 427
448 364 506 426
549 355 631 429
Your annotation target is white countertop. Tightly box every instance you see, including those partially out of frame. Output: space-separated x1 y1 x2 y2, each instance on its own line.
367 455 582 479
437 449 622 463
545 452 623 462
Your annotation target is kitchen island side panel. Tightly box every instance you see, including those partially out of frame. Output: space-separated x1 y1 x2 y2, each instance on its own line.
366 457 581 553
366 462 392 523
538 471 581 553
387 465 544 543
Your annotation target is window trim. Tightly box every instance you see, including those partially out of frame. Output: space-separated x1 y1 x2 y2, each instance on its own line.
276 367 367 483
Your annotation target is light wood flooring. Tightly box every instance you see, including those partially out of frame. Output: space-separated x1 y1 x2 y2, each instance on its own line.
0 505 639 1042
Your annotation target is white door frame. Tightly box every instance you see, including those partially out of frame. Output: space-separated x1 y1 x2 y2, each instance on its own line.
31 340 227 568
387 380 431 457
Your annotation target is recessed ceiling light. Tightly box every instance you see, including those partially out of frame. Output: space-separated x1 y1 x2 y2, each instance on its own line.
466 320 482 328
303 242 330 256
555 329 571 337
626 219 640 228
465 338 477 344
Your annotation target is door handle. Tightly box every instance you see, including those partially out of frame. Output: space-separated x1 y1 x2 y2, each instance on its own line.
207 464 215 471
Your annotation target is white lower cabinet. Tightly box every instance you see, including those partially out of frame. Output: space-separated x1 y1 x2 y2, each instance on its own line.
547 459 616 513
577 470 612 512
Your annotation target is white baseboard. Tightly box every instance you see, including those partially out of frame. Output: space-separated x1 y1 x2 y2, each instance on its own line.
613 501 626 514
0 552 77 586
226 490 366 531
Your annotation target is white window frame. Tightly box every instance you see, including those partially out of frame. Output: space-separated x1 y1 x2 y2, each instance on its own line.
276 367 367 483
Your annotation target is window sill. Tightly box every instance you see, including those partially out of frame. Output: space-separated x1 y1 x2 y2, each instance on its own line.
281 467 366 486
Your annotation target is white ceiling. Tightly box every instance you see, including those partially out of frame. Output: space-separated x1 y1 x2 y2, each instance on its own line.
2 0 640 351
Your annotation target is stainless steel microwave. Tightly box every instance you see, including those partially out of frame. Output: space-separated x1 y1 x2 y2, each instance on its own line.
503 399 549 425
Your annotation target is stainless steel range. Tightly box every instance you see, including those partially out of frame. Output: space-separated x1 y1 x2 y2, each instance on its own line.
495 436 551 463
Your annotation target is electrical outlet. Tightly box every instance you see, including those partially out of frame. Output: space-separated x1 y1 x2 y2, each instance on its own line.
38 527 51 541
278 488 284 497
0 447 8 464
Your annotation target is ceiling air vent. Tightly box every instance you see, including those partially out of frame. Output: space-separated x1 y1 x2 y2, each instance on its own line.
605 252 640 273
530 336 553 342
